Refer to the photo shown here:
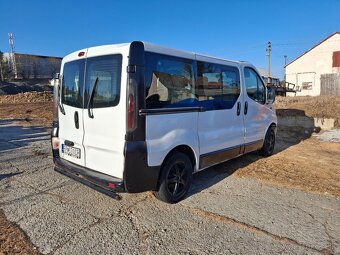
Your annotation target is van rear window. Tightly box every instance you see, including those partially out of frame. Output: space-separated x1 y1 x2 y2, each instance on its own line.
61 59 85 108
84 55 122 108
61 55 122 108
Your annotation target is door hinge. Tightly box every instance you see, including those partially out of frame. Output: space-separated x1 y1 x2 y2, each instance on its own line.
127 65 136 73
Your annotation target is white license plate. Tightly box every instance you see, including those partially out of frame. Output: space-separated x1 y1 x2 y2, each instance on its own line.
63 145 81 159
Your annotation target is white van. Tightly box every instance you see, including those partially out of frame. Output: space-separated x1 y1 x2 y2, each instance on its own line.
51 41 277 203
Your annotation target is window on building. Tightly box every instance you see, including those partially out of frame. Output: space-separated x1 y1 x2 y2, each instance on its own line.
333 51 340 67
302 82 313 90
244 67 265 104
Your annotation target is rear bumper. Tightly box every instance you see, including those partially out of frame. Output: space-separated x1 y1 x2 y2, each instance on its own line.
52 120 161 195
53 157 125 198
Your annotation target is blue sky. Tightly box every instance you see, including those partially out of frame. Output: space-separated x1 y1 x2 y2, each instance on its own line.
0 0 339 79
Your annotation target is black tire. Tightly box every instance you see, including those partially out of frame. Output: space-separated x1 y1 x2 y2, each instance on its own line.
259 126 276 157
154 152 193 204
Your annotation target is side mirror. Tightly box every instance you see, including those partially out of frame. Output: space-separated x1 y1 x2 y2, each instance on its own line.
267 86 275 104
54 73 60 79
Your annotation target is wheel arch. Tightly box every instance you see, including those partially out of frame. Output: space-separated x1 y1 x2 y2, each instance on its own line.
163 145 197 169
265 122 277 135
156 144 197 190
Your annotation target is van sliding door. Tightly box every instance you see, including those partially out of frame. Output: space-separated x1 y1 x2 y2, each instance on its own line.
196 57 244 169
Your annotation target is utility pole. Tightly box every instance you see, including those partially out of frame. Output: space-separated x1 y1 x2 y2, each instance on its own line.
284 55 287 82
0 59 3 81
0 51 3 81
266 41 271 85
8 32 18 79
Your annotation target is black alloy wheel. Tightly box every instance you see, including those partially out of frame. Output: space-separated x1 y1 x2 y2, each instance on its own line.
259 126 276 156
154 152 193 203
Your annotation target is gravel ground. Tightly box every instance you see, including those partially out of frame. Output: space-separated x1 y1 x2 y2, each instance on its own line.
1 119 339 254
314 129 340 142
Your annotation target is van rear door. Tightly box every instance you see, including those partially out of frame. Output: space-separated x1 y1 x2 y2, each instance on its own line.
82 48 126 179
58 52 87 166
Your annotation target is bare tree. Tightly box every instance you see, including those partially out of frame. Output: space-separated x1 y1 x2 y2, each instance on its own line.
0 51 4 81
16 54 32 79
47 57 61 78
31 56 40 79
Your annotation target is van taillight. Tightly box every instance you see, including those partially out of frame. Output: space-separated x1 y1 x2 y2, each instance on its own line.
127 94 136 131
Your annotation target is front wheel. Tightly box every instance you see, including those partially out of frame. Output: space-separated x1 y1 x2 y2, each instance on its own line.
259 126 276 156
154 152 193 204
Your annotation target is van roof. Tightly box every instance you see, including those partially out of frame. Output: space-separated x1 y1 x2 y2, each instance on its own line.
144 41 248 65
65 41 249 66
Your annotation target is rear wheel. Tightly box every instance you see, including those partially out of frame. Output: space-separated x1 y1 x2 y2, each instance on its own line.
259 126 276 156
154 152 193 204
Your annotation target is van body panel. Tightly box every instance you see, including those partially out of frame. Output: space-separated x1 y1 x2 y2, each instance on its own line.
241 65 277 146
58 104 86 166
145 112 200 168
123 141 160 192
58 50 87 167
243 98 276 145
197 104 244 155
82 46 129 178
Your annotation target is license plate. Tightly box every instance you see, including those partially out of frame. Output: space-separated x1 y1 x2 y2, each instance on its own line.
63 145 81 159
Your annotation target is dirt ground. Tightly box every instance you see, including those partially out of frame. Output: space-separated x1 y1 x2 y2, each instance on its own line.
233 127 340 197
0 92 53 127
0 93 339 253
275 95 340 127
0 210 40 255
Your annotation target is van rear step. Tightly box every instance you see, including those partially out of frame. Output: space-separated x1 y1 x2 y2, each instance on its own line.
54 157 124 199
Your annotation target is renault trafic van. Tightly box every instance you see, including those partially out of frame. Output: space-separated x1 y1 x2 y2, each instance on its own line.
51 41 277 203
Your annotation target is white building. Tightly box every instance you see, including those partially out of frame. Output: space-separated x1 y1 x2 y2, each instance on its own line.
285 32 340 96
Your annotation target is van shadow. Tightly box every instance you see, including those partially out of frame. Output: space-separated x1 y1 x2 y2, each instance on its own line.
0 119 49 153
187 109 320 198
0 172 23 181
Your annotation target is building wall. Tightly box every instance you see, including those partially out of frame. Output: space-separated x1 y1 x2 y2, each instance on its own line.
3 52 62 79
285 33 340 96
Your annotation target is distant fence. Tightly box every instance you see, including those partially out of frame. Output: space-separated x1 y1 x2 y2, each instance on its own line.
320 73 340 96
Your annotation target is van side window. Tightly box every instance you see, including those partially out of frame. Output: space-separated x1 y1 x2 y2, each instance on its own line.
85 55 122 108
244 67 265 104
196 61 240 110
145 53 196 108
61 59 85 108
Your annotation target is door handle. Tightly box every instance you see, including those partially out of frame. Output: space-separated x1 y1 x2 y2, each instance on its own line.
237 102 241 116
64 140 74 146
74 111 79 129
244 101 248 115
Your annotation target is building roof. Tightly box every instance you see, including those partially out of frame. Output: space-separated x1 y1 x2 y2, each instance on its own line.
285 32 340 67
3 52 62 59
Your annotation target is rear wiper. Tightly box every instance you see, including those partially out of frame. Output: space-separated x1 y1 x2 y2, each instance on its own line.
58 75 66 115
87 77 99 118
